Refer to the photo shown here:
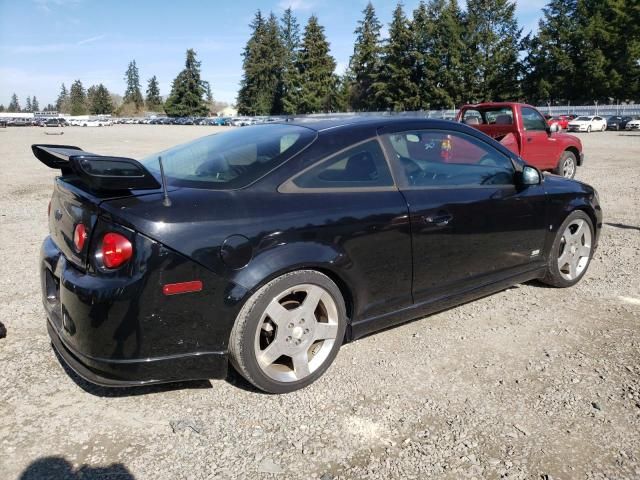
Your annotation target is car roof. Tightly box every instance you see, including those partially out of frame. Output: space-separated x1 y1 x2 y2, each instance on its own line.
277 115 457 132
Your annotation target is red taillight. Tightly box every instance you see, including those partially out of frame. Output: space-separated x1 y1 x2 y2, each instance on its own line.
101 232 133 268
73 224 87 252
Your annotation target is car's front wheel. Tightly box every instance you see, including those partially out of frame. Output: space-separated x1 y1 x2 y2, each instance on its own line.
541 210 594 288
229 270 347 393
587 125 592 133
555 151 577 179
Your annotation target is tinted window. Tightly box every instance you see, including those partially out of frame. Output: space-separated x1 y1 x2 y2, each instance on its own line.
385 130 514 187
293 140 393 189
140 124 315 189
521 107 548 131
462 109 482 125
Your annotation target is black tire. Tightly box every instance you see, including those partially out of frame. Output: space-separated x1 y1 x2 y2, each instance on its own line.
229 270 347 393
554 151 577 179
541 210 594 288
587 125 591 133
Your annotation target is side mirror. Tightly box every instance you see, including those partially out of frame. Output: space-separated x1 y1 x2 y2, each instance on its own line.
548 123 560 134
520 165 542 185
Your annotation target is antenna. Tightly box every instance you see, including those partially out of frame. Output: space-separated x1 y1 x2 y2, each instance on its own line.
158 156 172 207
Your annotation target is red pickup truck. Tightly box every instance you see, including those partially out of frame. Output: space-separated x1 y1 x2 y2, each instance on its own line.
457 103 584 178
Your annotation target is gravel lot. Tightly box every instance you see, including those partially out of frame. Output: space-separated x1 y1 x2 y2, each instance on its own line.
0 125 639 480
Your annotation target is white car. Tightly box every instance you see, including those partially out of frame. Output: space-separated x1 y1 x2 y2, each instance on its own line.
231 117 252 127
81 119 105 127
625 117 640 130
567 115 607 133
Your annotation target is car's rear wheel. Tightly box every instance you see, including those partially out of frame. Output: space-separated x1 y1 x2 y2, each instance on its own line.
555 151 577 179
229 270 347 393
541 210 594 288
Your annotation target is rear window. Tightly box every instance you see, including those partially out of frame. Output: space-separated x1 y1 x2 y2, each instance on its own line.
461 107 513 125
141 124 316 189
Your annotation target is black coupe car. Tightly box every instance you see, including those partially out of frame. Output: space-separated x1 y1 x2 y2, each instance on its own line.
35 117 602 393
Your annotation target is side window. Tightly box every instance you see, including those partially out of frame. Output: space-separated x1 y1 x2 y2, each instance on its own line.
521 107 548 131
292 140 393 189
385 130 514 187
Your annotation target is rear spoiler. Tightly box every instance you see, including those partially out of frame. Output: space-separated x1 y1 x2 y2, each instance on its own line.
32 144 161 191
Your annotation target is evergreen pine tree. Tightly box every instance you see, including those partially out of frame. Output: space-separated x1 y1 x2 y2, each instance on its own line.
204 81 214 114
348 2 383 111
25 96 32 112
375 3 419 111
69 80 88 115
521 0 578 104
87 85 98 111
44 103 56 111
8 93 20 112
278 7 301 114
572 0 630 103
56 83 69 113
123 60 144 111
621 0 640 101
0 105 5 113
237 11 266 115
297 15 338 113
145 75 163 111
32 96 39 112
415 0 465 109
463 0 522 102
89 84 114 114
236 11 285 115
164 49 209 117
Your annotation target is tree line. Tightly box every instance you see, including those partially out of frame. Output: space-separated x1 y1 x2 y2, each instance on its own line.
237 0 640 115
2 49 221 117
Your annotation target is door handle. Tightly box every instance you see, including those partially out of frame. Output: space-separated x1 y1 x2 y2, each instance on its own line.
527 137 533 142
423 213 453 226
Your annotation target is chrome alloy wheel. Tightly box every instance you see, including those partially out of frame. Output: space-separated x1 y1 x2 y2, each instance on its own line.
557 218 592 281
254 284 339 382
562 156 576 178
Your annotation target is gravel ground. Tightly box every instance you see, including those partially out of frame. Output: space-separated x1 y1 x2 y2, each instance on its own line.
0 125 639 480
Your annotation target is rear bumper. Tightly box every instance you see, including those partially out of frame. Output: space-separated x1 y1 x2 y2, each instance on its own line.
41 236 229 387
47 320 227 387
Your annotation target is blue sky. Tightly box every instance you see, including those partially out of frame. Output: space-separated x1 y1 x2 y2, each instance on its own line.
0 0 546 108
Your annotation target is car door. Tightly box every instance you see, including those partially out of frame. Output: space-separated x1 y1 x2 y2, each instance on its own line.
279 138 413 321
520 107 558 169
594 116 604 130
380 127 548 305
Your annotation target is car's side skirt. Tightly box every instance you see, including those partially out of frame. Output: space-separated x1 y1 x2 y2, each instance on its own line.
349 264 547 340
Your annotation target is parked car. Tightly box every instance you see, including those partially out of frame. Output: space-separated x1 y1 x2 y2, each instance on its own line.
231 117 252 126
211 117 230 126
457 102 584 178
547 115 572 130
80 119 106 127
566 116 607 133
624 117 640 130
34 117 602 392
606 116 634 130
8 118 30 126
45 118 66 127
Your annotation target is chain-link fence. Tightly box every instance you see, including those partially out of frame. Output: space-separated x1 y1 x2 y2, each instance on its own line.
285 103 640 120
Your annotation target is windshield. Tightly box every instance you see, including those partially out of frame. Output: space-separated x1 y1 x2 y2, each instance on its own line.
140 124 316 189
575 116 591 121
